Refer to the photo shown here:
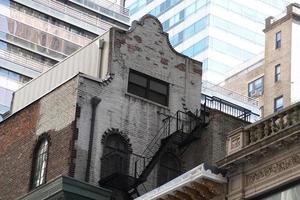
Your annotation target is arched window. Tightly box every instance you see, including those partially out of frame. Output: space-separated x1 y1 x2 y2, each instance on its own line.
101 134 130 178
157 153 181 186
31 138 49 188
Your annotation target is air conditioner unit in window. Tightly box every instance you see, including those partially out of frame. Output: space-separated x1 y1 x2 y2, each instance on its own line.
251 90 263 97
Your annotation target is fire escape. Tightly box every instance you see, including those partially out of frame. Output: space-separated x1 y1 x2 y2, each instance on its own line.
98 95 259 198
99 108 206 197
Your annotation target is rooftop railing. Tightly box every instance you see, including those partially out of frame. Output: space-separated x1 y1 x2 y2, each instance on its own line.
33 0 113 31
202 81 259 107
8 6 91 46
70 0 130 23
201 94 260 122
226 102 300 155
266 3 300 27
0 49 51 73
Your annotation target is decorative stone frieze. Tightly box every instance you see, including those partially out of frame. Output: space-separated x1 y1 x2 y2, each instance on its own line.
245 153 300 186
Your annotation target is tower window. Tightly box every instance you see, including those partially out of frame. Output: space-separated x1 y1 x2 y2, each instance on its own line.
274 95 283 112
275 64 281 82
275 31 281 49
248 77 264 97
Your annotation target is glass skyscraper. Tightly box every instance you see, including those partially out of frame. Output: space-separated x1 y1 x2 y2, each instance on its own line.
0 0 129 120
126 0 290 83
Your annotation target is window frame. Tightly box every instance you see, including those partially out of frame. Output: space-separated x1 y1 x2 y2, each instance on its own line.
275 64 281 82
127 69 169 106
30 137 49 189
274 95 284 112
275 31 281 49
248 76 264 97
101 134 131 179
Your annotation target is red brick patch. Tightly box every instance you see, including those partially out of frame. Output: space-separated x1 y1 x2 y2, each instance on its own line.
175 63 186 71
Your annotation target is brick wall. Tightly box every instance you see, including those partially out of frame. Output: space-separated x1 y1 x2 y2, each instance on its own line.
0 78 78 200
74 15 202 190
0 103 40 200
182 109 249 171
1 15 202 199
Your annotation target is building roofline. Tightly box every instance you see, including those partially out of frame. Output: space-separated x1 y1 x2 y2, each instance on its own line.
128 15 203 67
264 3 300 32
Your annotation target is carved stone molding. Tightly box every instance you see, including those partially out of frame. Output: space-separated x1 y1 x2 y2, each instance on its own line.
246 153 300 186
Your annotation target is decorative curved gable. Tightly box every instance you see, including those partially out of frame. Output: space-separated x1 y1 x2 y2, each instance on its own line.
127 14 201 63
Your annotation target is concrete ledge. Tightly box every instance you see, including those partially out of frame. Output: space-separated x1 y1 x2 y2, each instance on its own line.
18 176 111 200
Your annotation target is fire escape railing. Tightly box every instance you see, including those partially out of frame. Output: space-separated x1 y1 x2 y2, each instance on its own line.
132 110 201 183
100 95 259 193
99 110 201 192
201 94 259 122
100 146 147 180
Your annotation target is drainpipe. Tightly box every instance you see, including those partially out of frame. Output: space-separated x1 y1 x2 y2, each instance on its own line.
85 97 101 182
98 39 105 79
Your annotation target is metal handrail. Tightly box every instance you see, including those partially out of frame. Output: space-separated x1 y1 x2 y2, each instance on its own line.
0 49 50 73
70 0 129 19
7 6 91 45
136 109 200 178
202 81 259 107
202 94 259 122
33 0 112 31
100 146 147 179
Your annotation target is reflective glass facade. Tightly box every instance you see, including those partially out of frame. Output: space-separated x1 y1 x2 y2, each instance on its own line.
0 0 129 119
126 0 290 83
0 67 30 116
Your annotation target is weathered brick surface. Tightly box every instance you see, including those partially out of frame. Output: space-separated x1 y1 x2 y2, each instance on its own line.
0 103 39 199
182 109 249 170
1 16 203 199
74 16 202 194
0 78 78 200
46 122 76 180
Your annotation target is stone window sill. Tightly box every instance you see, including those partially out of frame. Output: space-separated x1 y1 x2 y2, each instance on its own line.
125 92 170 110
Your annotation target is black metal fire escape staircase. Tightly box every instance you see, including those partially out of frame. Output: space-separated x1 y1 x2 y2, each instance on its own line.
128 109 207 195
98 108 208 196
99 95 258 198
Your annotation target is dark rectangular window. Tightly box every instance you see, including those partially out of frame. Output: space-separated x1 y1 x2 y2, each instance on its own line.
248 77 264 97
274 95 283 112
275 31 281 49
275 64 281 82
128 70 169 106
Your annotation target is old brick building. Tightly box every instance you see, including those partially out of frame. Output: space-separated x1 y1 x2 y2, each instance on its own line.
0 15 251 200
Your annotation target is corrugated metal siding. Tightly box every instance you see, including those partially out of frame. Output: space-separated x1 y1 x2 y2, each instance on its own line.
12 35 108 113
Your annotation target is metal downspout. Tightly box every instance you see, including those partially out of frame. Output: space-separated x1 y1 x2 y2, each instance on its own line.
98 39 104 78
85 97 101 182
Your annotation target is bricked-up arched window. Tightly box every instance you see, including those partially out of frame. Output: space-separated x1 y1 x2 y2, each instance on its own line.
157 153 181 186
31 139 48 188
101 134 130 178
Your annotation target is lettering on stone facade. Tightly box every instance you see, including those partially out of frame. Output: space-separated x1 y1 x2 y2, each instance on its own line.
246 153 300 186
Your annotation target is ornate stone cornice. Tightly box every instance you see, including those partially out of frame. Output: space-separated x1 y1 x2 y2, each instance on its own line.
135 164 226 200
217 101 300 169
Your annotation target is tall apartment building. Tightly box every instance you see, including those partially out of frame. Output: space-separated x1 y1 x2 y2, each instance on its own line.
222 3 300 117
125 0 289 84
0 0 130 120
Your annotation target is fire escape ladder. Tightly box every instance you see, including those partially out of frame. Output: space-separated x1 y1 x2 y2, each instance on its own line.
135 109 203 185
